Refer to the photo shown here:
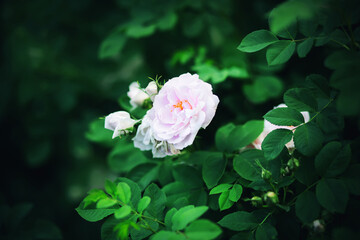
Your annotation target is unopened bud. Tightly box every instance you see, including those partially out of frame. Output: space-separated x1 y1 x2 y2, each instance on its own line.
264 191 279 205
287 158 300 170
251 196 263 207
261 169 272 181
145 81 158 101
312 219 325 233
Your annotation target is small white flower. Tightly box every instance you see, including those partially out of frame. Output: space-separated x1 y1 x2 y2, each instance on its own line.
145 81 158 101
105 111 138 139
127 82 149 108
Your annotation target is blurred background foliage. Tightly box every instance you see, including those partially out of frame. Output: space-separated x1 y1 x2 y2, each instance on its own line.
1 0 359 239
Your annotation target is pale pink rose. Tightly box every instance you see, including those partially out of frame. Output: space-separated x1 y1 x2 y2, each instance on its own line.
251 103 310 150
145 81 158 101
105 111 138 139
151 73 220 150
133 109 180 158
127 82 149 108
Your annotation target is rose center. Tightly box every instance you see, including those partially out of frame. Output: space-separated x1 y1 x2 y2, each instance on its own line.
172 100 192 111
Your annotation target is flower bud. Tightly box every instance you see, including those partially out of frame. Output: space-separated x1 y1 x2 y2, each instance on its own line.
251 196 263 207
312 219 325 233
264 191 279 205
104 111 138 138
261 169 272 181
127 82 149 108
145 81 158 101
287 158 300 170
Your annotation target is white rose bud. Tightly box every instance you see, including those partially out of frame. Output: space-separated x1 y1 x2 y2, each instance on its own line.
127 82 149 108
105 111 138 139
145 81 158 101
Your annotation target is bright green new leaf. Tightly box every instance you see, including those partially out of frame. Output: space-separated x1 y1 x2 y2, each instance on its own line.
105 180 117 198
294 124 323 156
96 198 117 209
266 40 296 66
171 205 209 231
284 88 317 112
209 184 233 195
264 107 305 126
295 191 320 223
218 190 234 211
228 120 264 151
218 211 259 231
297 38 314 58
202 152 226 189
114 205 132 219
76 207 116 222
315 142 351 177
229 184 243 202
185 219 222 240
215 123 236 151
262 129 293 160
83 189 108 208
116 182 131 204
238 30 278 53
115 177 142 208
316 178 349 213
137 196 151 214
233 150 264 181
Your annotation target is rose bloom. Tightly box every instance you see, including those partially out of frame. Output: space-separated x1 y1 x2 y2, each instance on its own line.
105 111 138 138
133 73 219 157
152 73 219 150
127 82 149 108
133 109 180 158
145 81 158 101
251 104 310 150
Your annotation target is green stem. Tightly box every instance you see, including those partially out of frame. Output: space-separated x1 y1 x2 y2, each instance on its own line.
259 211 273 226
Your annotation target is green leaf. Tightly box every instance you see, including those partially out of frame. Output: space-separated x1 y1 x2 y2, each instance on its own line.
115 178 142 208
86 119 114 146
151 231 186 240
144 183 166 220
243 76 283 104
165 208 177 230
305 74 330 99
99 32 127 59
269 0 316 34
76 207 116 222
127 163 159 190
261 129 293 160
233 150 264 181
295 191 320 223
315 142 351 177
294 156 319 186
114 205 132 219
96 198 117 209
294 124 324 156
228 120 264 151
173 165 203 189
125 24 156 38
202 152 226 189
101 217 118 240
255 223 278 240
105 180 117 198
171 205 208 231
238 30 278 53
209 184 233 195
264 107 305 126
266 41 296 66
185 219 222 240
218 211 259 231
297 38 314 58
218 190 234 211
137 196 151 214
342 164 360 195
116 182 132 204
284 88 317 112
316 178 349 213
229 184 243 202
215 123 236 151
